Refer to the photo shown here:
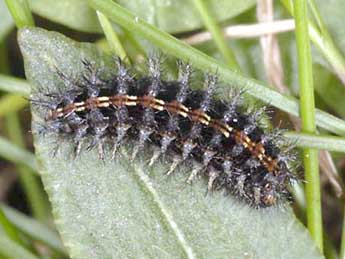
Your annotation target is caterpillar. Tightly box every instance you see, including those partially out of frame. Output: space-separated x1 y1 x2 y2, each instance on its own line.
31 56 298 208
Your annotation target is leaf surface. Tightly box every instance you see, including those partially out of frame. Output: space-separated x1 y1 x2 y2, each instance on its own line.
19 27 323 259
28 0 255 33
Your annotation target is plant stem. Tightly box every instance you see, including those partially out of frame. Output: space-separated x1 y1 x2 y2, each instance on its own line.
183 19 295 44
293 0 322 252
4 0 34 28
97 11 129 64
190 0 239 70
307 0 331 39
86 0 345 136
284 132 345 153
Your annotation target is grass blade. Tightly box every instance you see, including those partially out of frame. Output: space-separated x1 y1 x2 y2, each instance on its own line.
294 0 322 252
86 0 345 136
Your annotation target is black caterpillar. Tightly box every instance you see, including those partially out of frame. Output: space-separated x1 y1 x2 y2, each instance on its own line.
31 56 298 208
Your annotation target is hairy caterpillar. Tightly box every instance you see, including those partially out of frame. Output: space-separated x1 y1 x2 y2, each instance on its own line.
31 56 298 208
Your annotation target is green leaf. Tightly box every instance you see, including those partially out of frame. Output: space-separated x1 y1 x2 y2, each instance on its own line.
0 135 38 172
19 27 323 259
118 0 256 33
29 0 100 33
0 94 28 117
313 64 345 118
1 204 66 254
28 0 255 33
0 0 15 41
0 230 38 259
0 74 31 96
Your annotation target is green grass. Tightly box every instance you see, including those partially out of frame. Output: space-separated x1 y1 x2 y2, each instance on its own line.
293 0 322 251
4 0 34 28
190 0 240 70
96 11 129 63
87 0 345 137
1 0 345 257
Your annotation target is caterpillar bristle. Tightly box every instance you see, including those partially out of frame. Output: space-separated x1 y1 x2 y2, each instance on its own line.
31 55 300 208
